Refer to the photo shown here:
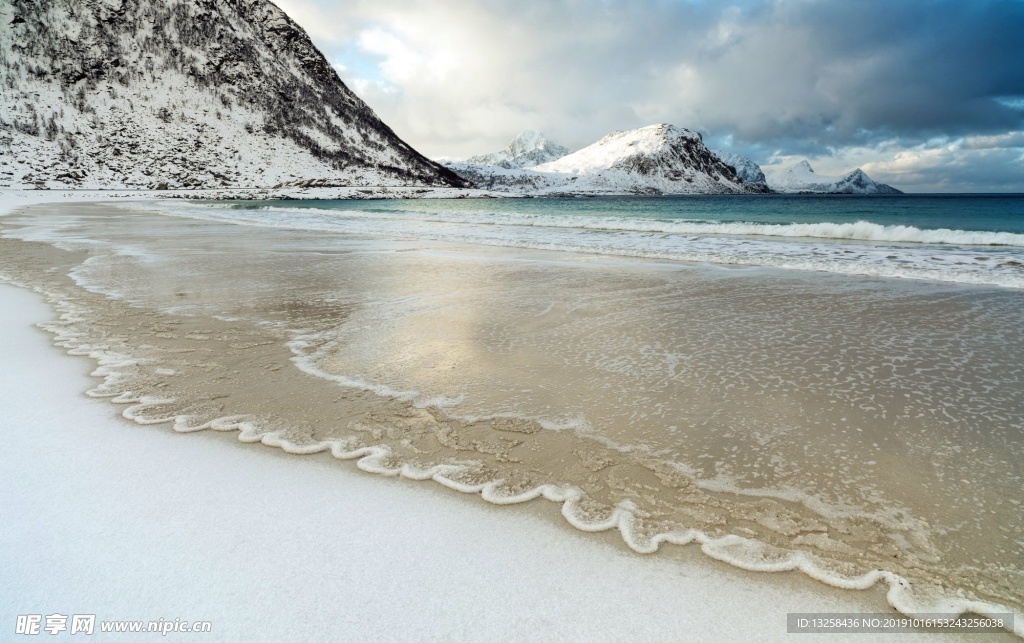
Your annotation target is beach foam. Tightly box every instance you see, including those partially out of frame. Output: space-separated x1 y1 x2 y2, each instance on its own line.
210 204 1024 246
3 199 1022 638
7 282 1002 642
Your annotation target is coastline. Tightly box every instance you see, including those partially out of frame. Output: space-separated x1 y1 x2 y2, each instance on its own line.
1 193 1020 640
2 282 1000 642
0 186 510 205
4 0 1021 637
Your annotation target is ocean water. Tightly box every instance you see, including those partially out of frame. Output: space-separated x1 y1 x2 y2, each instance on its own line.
2 195 1023 631
186 193 1024 288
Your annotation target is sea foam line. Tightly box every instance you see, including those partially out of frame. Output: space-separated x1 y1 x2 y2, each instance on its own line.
224 203 1024 247
6 269 1021 638
132 201 1024 289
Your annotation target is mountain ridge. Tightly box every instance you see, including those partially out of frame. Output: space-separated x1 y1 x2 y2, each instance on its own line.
0 0 465 189
714 151 768 187
464 130 569 169
765 160 902 194
446 124 769 195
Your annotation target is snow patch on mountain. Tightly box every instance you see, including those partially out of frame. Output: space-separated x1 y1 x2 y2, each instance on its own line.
444 130 568 191
766 161 901 194
0 0 464 190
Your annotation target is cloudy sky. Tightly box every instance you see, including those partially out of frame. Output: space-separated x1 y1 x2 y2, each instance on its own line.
272 0 1024 192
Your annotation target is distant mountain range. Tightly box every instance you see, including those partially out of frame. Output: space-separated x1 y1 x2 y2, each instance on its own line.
0 0 464 189
446 124 768 195
712 152 768 188
761 160 902 194
446 129 900 195
1 0 901 196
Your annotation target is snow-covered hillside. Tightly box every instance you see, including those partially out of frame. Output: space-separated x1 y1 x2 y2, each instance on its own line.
0 0 465 190
714 151 767 187
444 130 568 192
766 161 901 194
465 130 569 169
447 124 769 195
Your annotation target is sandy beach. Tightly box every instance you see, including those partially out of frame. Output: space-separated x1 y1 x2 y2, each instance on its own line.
5 0 1023 638
1 194 1020 640
2 279 997 643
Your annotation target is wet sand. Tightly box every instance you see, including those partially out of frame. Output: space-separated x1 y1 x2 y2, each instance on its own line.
1 200 1021 636
8 283 1008 641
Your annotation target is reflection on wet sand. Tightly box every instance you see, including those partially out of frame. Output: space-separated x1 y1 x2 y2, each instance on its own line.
1 202 1021 627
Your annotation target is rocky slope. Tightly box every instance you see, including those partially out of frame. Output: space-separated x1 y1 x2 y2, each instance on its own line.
766 160 901 194
714 151 767 187
447 124 769 195
0 0 465 189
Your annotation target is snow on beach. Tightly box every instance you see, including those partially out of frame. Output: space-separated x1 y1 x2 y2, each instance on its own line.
0 195 1003 641
1 283 973 643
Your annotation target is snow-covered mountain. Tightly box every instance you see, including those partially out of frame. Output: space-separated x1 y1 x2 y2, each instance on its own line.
464 130 569 169
714 151 767 187
447 124 769 195
533 124 766 194
0 0 465 190
442 162 554 193
766 161 901 194
444 130 569 191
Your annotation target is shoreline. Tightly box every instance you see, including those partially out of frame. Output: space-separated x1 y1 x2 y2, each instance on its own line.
2 281 1003 642
1 194 1021 640
0 186 514 204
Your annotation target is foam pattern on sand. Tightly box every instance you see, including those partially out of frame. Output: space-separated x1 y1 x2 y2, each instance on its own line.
0 271 1018 638
2 201 1022 638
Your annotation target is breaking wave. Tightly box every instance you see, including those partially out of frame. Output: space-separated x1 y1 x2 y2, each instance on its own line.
219 205 1024 246
565 219 1024 246
137 201 1024 289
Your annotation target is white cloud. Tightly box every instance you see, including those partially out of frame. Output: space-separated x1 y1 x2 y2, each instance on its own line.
357 28 456 84
270 0 357 44
960 131 1024 150
856 139 1024 192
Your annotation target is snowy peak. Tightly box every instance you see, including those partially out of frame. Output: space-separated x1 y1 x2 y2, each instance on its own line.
713 151 767 186
832 168 900 193
532 123 766 194
767 161 901 194
465 130 569 169
537 124 705 174
774 160 822 186
0 0 466 189
506 130 568 162
447 123 769 195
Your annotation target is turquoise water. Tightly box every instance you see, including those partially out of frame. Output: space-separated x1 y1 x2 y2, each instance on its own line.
253 194 1024 234
164 194 1024 288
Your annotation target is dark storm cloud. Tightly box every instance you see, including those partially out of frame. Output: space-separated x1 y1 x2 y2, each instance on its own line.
679 0 1024 148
